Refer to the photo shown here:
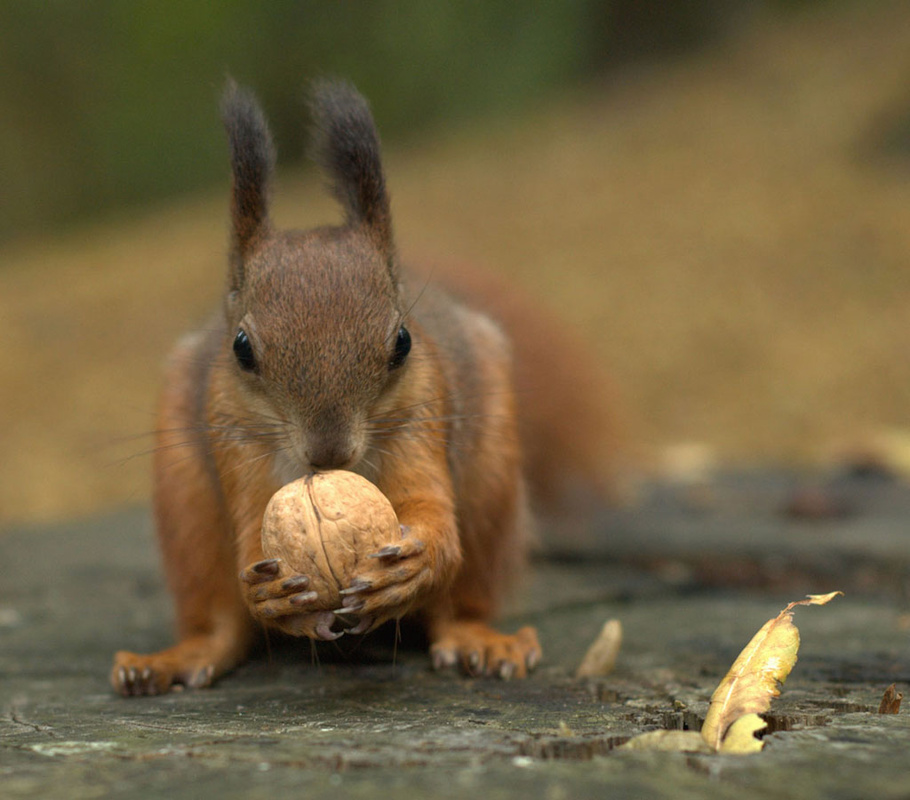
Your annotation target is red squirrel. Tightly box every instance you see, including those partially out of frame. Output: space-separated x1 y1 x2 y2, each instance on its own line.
111 80 621 696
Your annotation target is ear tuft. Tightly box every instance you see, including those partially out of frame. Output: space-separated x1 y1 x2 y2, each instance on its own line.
307 79 393 256
222 79 275 281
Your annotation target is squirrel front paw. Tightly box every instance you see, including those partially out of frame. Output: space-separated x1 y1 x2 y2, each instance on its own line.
333 533 431 633
240 558 342 640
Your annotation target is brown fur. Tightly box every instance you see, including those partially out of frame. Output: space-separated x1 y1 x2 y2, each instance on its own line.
413 259 630 513
111 80 617 695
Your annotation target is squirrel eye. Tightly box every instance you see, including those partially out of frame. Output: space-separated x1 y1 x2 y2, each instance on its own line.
389 325 411 370
233 329 257 373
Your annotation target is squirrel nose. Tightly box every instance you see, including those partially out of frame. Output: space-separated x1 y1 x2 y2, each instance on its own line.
307 439 355 471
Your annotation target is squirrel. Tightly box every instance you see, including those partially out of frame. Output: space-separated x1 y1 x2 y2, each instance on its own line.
111 79 623 696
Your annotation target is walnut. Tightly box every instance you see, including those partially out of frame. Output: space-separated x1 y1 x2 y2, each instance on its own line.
260 470 400 609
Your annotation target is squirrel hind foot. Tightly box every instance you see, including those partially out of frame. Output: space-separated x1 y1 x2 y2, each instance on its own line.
110 630 249 697
110 650 216 697
429 621 541 680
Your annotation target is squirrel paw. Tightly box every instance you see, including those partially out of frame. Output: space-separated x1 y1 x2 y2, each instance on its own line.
429 621 542 680
111 648 218 697
334 535 430 631
240 558 342 640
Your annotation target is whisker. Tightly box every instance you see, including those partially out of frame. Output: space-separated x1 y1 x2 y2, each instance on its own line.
220 443 295 480
358 455 379 474
368 411 513 429
367 384 523 424
397 266 438 328
392 617 401 668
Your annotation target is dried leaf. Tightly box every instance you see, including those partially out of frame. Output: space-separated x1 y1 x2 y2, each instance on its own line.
718 713 767 754
878 684 903 714
620 730 713 753
576 619 623 678
700 592 843 751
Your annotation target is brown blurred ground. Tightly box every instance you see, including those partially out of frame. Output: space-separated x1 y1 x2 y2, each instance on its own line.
3 3 910 525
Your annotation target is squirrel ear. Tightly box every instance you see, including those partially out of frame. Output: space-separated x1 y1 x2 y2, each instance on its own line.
308 79 394 259
221 79 275 288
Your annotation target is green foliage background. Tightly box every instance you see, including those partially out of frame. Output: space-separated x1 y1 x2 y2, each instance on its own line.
0 0 828 241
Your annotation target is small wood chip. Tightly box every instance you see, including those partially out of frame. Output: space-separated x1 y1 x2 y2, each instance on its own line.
878 684 903 714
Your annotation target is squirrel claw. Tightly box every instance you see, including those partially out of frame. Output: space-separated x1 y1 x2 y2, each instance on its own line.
369 545 402 560
315 614 344 641
340 579 372 596
497 661 516 681
346 615 375 636
240 559 282 585
281 575 310 592
188 664 215 689
289 591 318 606
333 601 364 615
431 649 457 671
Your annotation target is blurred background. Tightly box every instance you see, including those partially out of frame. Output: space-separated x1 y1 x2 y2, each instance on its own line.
2 0 910 526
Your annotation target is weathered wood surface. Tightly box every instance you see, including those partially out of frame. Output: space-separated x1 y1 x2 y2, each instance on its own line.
2 471 909 799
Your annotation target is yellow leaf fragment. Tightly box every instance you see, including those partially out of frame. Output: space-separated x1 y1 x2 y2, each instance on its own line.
718 713 767 754
700 592 843 751
878 684 903 714
803 592 844 606
700 613 798 749
620 730 713 753
576 619 623 678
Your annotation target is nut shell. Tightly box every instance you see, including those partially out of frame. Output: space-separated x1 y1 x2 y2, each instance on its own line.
261 470 400 609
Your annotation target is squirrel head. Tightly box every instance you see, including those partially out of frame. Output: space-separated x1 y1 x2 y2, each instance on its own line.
219 80 412 475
